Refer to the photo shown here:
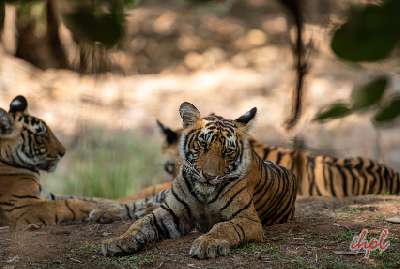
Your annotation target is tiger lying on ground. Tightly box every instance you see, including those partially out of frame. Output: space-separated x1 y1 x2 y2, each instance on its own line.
100 102 297 258
0 95 119 230
90 113 400 224
156 120 400 197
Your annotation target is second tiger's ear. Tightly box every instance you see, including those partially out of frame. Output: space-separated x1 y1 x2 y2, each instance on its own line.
9 95 28 114
234 107 257 131
156 119 179 145
0 108 16 138
179 102 200 128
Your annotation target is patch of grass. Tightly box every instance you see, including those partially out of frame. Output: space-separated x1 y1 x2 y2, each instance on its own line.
375 248 400 269
335 229 355 243
323 255 362 269
43 127 165 199
288 256 310 268
108 254 155 269
79 241 98 253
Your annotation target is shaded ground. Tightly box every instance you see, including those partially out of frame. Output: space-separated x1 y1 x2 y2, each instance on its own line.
1 195 399 269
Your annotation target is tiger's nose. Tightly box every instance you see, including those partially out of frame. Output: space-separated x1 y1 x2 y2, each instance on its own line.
202 171 217 180
58 147 66 158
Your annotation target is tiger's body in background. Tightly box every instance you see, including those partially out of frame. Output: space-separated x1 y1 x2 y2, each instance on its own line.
101 103 297 258
0 95 118 230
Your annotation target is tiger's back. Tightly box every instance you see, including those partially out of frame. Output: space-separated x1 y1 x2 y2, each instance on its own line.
259 144 400 197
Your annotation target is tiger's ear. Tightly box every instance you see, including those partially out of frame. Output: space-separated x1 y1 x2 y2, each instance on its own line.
9 95 28 114
235 107 257 131
156 119 179 145
0 108 16 137
179 102 200 128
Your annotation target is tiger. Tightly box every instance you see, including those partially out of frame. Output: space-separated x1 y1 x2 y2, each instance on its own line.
90 113 400 224
100 102 297 258
0 95 119 230
156 120 400 197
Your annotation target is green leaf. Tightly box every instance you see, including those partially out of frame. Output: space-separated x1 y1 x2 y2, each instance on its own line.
351 76 388 110
331 0 400 62
314 103 352 122
63 8 125 48
373 96 400 123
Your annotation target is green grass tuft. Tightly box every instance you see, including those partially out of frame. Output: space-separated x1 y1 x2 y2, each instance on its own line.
43 127 165 199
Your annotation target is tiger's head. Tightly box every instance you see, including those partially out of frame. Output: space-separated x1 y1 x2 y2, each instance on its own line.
156 119 182 177
0 95 66 172
178 102 257 185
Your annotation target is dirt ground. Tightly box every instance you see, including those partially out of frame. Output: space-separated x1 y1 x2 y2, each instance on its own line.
1 195 399 269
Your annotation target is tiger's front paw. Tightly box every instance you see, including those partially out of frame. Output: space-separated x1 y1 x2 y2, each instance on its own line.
189 235 230 259
101 237 139 257
89 206 126 224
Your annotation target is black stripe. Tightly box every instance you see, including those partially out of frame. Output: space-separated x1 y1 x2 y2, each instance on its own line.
276 151 283 165
375 164 383 194
209 177 242 204
124 204 133 220
236 223 246 239
161 203 181 231
396 173 400 194
148 212 160 239
12 195 40 199
230 222 242 241
159 218 171 239
182 171 202 203
64 200 76 220
336 164 348 197
152 213 168 239
220 186 247 211
3 204 32 212
171 187 193 219
38 217 46 225
307 158 316 196
230 199 253 219
0 202 14 206
262 147 271 160
356 158 368 195
366 161 375 194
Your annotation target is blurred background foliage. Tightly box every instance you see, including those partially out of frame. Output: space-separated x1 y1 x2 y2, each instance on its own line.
315 0 400 127
43 127 164 199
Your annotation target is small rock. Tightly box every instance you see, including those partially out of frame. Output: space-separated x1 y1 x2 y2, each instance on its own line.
386 216 400 224
102 232 112 237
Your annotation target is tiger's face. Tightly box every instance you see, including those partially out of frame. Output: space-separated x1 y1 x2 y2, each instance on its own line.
179 102 257 185
0 95 65 172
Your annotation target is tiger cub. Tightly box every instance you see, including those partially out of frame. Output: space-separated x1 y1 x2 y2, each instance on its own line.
156 120 400 197
0 95 117 230
101 102 297 258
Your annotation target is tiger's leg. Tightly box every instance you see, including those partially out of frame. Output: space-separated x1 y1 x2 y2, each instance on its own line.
12 199 96 230
190 211 263 259
89 189 170 224
102 202 192 256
